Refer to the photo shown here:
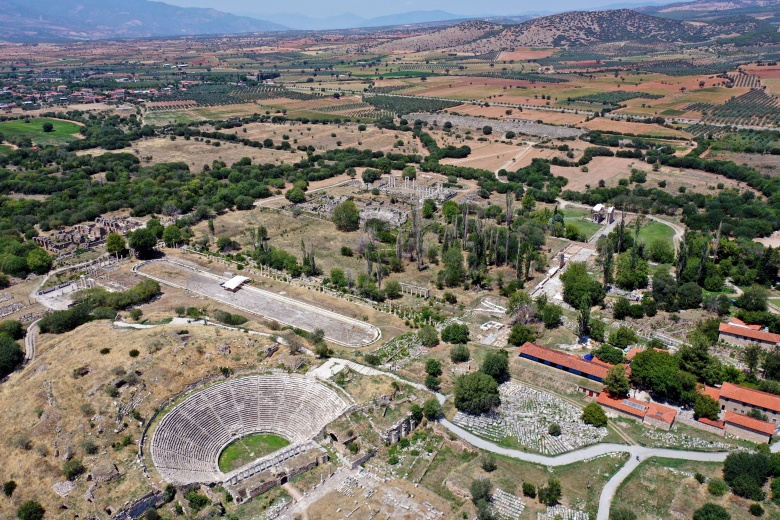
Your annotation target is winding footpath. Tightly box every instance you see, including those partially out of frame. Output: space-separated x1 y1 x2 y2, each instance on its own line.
317 358 776 520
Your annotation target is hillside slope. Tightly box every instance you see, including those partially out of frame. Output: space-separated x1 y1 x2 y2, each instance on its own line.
446 9 769 51
371 20 504 53
0 0 287 42
638 0 779 13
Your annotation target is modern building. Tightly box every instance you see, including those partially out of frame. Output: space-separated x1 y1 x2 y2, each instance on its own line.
518 342 610 382
724 411 776 444
221 276 250 292
697 383 779 443
597 393 676 430
717 382 780 424
718 318 780 349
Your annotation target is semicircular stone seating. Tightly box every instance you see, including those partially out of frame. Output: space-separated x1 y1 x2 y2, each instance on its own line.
151 374 349 484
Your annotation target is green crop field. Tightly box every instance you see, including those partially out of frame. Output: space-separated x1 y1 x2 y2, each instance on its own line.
0 117 82 146
218 433 290 473
637 221 675 248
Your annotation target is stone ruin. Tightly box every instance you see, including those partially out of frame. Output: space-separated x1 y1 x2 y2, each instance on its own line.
376 175 456 202
34 217 142 253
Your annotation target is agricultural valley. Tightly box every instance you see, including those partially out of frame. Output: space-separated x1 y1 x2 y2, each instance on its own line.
2 1 780 520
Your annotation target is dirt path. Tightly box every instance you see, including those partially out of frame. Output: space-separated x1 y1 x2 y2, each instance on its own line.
496 141 536 174
281 482 308 520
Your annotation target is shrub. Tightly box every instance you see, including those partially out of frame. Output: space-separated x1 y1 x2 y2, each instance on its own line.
470 478 492 503
548 423 562 436
480 452 497 472
708 478 729 496
184 489 210 511
610 508 637 520
3 480 16 497
454 372 500 414
750 504 765 517
522 482 536 498
0 334 24 379
480 351 509 383
144 510 161 520
441 323 469 344
538 477 562 506
129 349 140 358
63 459 85 480
17 501 45 520
82 438 98 455
418 325 439 347
425 359 442 377
450 344 470 363
423 398 442 420
424 375 441 391
693 504 730 520
0 320 24 340
581 402 607 427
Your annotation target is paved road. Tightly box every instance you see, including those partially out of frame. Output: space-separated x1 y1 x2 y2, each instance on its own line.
317 358 744 520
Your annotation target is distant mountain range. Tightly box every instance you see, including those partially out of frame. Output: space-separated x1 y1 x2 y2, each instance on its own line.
254 10 475 31
0 0 287 42
0 0 778 43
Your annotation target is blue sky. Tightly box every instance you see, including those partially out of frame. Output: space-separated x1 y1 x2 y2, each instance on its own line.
163 0 651 18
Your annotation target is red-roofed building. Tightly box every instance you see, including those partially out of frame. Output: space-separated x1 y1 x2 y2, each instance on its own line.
597 393 676 430
518 342 610 382
625 347 642 361
718 322 780 349
727 318 762 331
719 382 780 424
701 385 721 403
698 417 725 430
724 411 776 443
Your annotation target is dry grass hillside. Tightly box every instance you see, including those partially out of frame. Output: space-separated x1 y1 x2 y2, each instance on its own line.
447 9 765 52
370 20 503 53
0 320 297 518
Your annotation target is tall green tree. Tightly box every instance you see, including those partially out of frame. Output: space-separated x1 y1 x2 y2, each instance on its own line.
332 200 360 232
604 364 630 397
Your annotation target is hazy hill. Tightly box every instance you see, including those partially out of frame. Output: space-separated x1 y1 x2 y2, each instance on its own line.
252 10 476 31
638 0 779 13
444 9 769 51
0 0 287 42
371 20 505 53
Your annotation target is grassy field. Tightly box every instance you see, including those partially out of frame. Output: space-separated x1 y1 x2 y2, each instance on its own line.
0 117 81 145
218 433 291 472
612 457 774 519
0 145 12 154
637 221 676 248
562 208 603 240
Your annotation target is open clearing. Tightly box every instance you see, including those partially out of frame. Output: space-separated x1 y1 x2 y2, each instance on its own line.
637 221 676 248
578 118 691 139
0 117 82 145
136 258 380 347
612 457 775 519
218 433 290 473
